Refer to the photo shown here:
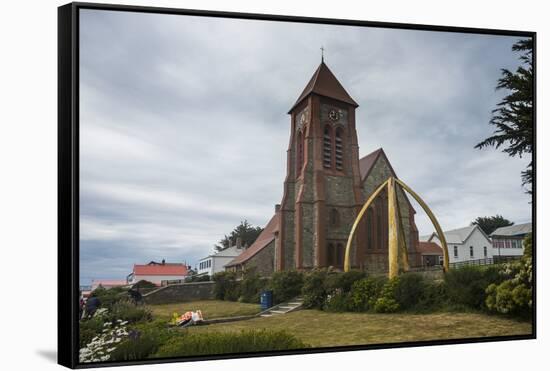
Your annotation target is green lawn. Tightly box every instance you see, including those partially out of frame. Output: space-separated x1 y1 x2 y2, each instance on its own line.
187 309 532 347
149 300 261 321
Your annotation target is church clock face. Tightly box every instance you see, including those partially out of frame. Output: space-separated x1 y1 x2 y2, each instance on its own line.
328 109 340 121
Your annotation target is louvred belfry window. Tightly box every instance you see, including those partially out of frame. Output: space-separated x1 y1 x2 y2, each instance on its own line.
297 131 304 175
323 125 332 168
335 127 343 170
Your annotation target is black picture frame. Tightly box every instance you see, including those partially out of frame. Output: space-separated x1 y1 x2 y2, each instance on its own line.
58 2 536 368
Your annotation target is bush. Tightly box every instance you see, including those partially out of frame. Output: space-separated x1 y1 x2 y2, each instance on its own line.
239 268 267 303
132 280 156 289
212 271 241 301
326 270 367 294
443 265 503 310
91 287 128 310
348 276 386 312
393 273 426 310
110 335 160 361
269 271 304 304
79 317 104 348
302 269 330 309
154 330 309 357
485 257 532 318
185 275 211 283
110 299 152 323
373 277 400 313
416 280 447 312
324 291 353 312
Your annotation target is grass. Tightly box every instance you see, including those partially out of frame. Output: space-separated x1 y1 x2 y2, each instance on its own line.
149 300 261 321
188 309 532 347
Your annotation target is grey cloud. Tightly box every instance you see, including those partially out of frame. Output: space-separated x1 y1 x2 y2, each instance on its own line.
79 9 531 284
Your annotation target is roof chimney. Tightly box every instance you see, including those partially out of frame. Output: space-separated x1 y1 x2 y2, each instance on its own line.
161 259 165 265
275 204 281 213
236 237 243 249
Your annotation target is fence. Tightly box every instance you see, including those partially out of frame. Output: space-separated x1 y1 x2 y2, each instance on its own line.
449 256 521 269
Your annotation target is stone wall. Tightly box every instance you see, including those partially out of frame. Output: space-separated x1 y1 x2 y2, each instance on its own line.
243 240 276 276
143 281 215 305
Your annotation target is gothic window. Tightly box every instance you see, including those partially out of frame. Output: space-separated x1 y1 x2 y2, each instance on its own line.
323 125 332 169
454 246 458 258
366 208 374 249
297 131 304 175
330 208 340 227
336 243 344 267
376 198 383 249
469 246 474 258
335 127 344 170
327 243 335 266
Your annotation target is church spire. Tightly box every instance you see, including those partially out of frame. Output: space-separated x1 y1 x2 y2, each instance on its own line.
320 46 324 63
288 61 358 113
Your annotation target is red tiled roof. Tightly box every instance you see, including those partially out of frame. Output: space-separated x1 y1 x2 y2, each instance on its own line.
133 263 188 276
289 62 358 113
91 280 127 287
225 214 278 267
417 241 443 255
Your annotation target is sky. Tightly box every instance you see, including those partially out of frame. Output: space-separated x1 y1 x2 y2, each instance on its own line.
79 9 532 285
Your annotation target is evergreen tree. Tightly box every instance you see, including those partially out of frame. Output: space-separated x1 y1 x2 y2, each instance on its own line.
475 38 533 194
215 220 264 251
471 215 513 235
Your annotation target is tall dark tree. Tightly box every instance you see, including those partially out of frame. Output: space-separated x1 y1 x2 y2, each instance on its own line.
471 215 514 235
475 38 533 194
215 220 264 251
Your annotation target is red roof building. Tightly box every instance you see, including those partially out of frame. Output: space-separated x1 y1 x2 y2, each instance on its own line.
128 261 189 286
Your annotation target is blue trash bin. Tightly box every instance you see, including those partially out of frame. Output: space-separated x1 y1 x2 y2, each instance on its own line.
260 290 273 311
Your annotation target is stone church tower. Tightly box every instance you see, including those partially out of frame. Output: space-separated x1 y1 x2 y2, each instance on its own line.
277 61 366 270
226 61 420 275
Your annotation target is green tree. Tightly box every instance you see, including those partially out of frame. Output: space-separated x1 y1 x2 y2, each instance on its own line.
471 215 514 235
215 220 263 251
475 38 533 194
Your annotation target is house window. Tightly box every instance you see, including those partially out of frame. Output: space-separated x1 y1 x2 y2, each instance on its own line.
483 246 487 257
335 127 344 170
438 256 443 265
505 240 512 249
323 125 332 169
469 246 474 258
453 246 458 258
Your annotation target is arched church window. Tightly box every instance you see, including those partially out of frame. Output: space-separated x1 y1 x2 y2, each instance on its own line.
366 208 374 249
336 243 344 267
297 131 304 175
335 127 344 170
376 197 384 249
327 243 335 266
330 208 340 227
323 125 332 169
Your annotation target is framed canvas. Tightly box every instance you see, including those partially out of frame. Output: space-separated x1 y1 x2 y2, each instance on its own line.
58 2 536 368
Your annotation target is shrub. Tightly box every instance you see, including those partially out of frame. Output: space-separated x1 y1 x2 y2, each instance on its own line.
393 273 426 310
416 280 447 312
132 280 156 289
269 271 304 304
485 257 532 318
239 268 267 303
324 291 352 312
154 330 309 357
110 335 159 361
212 271 241 301
91 287 128 310
110 299 152 323
79 317 104 348
302 269 330 309
326 270 367 294
373 277 400 313
185 275 211 283
443 265 502 310
348 276 386 312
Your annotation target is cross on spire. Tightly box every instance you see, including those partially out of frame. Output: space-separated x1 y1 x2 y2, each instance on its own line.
320 46 325 63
